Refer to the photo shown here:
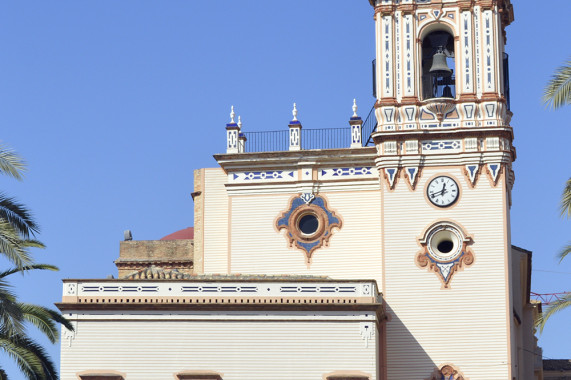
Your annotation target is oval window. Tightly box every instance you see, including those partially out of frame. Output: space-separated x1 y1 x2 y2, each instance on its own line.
298 214 319 236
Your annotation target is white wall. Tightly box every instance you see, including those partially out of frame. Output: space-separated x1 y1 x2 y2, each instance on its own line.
60 314 377 380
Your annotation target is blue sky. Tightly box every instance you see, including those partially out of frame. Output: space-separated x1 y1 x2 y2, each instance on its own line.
1 1 570 377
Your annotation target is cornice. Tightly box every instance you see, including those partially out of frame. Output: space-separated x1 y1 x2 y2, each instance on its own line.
61 277 378 283
56 300 383 313
376 94 507 108
214 147 377 172
372 126 513 142
368 0 513 27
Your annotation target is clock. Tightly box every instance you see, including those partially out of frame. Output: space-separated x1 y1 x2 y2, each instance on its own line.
426 176 459 207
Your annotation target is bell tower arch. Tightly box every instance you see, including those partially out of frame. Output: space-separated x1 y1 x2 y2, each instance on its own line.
368 1 518 379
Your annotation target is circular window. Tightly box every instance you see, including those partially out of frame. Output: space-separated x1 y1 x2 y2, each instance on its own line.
427 227 463 261
298 213 319 236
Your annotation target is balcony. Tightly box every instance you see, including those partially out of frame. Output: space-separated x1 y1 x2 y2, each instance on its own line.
227 105 378 154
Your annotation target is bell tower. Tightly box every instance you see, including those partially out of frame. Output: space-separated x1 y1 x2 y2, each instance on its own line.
369 1 519 379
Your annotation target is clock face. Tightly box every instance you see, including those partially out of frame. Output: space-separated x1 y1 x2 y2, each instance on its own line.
427 176 459 207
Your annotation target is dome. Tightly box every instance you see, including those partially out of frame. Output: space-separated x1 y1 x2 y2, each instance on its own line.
160 227 194 240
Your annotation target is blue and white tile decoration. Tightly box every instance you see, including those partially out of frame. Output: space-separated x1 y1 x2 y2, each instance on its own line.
421 140 462 153
319 167 377 180
231 170 295 182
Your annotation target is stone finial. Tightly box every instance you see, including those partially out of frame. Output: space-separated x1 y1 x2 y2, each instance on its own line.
292 103 298 121
230 105 236 123
352 98 358 117
237 116 242 130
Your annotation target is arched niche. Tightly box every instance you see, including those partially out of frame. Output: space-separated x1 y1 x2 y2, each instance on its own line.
420 27 456 100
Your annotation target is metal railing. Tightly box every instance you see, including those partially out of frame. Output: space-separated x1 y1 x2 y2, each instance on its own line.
362 104 378 146
243 130 289 153
301 128 348 150
503 53 511 110
240 105 378 153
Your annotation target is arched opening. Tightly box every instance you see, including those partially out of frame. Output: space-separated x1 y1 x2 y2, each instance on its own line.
421 30 456 100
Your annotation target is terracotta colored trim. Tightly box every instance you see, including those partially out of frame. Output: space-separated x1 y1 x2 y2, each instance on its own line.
175 371 223 380
275 194 343 265
415 219 475 289
372 127 513 145
323 370 372 380
77 370 126 380
375 98 399 108
61 295 377 304
214 147 377 162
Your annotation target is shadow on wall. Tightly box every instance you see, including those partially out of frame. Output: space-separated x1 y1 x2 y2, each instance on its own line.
382 300 464 380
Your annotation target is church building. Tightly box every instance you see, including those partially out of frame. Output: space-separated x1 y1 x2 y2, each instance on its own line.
57 0 543 379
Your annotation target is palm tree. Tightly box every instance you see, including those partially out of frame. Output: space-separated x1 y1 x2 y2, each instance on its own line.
0 144 44 269
0 144 73 379
543 59 571 109
535 60 571 332
0 265 74 379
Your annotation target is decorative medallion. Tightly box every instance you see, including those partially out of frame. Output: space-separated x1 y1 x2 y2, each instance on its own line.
276 194 342 264
416 222 474 288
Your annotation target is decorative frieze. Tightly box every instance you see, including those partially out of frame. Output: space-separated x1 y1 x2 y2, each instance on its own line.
63 279 377 300
230 170 296 183
319 167 377 180
421 140 462 153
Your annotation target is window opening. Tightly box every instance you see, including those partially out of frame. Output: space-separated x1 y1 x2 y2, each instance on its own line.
422 31 456 99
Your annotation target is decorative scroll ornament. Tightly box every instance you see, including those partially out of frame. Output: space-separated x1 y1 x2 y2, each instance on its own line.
276 195 342 264
416 222 474 288
429 365 465 380
299 192 315 204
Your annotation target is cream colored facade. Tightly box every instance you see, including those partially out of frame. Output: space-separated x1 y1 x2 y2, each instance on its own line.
59 1 542 379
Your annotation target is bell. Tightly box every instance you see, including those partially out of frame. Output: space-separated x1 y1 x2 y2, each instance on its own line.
429 48 452 78
442 85 453 98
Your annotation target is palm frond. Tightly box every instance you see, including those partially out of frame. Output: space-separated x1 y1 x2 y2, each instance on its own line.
18 303 74 343
535 293 571 333
0 145 26 180
18 304 59 344
0 193 41 238
561 178 571 218
559 243 571 263
0 297 25 337
0 264 58 279
0 221 34 268
0 333 58 380
543 59 571 109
